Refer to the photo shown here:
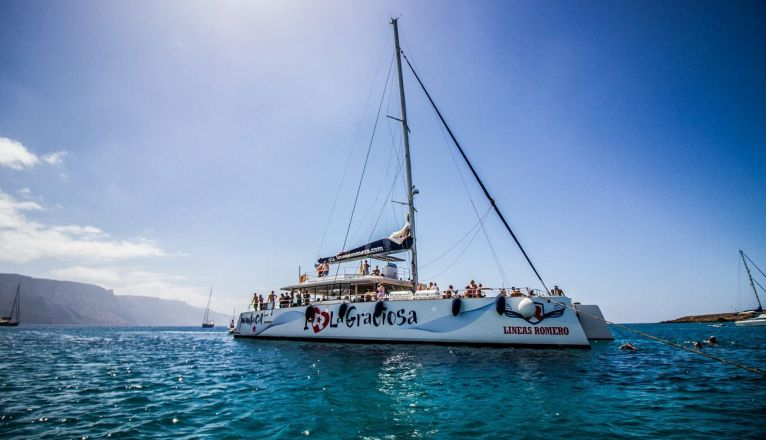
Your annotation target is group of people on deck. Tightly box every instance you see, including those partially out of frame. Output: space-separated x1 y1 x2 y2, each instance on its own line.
357 260 382 276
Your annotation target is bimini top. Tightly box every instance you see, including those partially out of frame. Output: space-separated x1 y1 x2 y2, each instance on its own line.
317 222 412 265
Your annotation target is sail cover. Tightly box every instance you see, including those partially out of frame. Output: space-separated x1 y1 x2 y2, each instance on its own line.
318 223 412 265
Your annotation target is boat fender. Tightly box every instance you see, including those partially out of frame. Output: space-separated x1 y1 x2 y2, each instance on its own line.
495 295 506 315
517 297 535 319
305 305 315 323
373 301 385 318
451 298 461 316
338 303 348 321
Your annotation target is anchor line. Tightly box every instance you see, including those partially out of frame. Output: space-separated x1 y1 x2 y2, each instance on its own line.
540 296 766 377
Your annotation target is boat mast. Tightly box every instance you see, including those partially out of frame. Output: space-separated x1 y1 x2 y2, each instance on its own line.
391 18 418 291
203 287 212 323
741 250 763 312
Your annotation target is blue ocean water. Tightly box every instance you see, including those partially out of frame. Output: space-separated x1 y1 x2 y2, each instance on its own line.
1 324 764 439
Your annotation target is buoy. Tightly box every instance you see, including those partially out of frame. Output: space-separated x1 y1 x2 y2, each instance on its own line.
495 296 506 315
517 297 535 319
338 303 348 321
305 306 315 322
451 298 461 316
373 301 385 318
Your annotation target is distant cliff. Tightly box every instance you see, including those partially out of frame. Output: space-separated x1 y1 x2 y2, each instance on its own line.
0 273 228 326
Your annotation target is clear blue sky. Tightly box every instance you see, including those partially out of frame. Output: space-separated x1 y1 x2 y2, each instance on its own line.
0 0 764 322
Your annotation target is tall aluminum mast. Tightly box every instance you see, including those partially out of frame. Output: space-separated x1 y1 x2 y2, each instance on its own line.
391 18 418 291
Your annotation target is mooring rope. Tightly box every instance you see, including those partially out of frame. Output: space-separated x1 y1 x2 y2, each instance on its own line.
537 295 766 377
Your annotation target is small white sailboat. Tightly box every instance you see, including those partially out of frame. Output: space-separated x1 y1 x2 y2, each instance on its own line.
202 287 215 328
735 250 766 327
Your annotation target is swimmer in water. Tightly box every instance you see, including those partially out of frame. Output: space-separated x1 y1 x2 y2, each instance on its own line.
619 342 636 351
707 335 717 344
693 341 703 349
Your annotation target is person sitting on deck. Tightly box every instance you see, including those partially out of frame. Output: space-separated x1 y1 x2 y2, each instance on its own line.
551 285 564 296
433 283 440 293
317 261 330 277
477 283 485 297
499 288 507 297
443 285 455 299
372 265 381 276
510 287 522 297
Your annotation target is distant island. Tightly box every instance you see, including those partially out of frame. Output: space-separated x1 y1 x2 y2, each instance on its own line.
661 311 756 324
0 273 229 326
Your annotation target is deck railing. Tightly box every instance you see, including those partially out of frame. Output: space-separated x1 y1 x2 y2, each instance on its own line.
247 287 564 310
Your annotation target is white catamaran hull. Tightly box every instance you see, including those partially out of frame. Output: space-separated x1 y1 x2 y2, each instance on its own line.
234 296 597 348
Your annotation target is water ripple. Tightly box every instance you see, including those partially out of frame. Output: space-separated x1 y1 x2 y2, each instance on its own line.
1 324 765 439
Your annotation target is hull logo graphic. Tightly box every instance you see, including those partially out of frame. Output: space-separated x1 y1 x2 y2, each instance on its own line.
505 301 565 325
310 307 331 333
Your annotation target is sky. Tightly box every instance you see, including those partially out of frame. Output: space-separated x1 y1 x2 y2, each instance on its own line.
0 0 764 323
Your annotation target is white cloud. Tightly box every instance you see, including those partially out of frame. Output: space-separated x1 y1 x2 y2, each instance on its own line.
0 137 39 169
0 137 66 169
42 151 67 165
0 189 164 263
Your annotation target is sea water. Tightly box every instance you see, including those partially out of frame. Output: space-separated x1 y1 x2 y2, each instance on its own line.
1 324 764 439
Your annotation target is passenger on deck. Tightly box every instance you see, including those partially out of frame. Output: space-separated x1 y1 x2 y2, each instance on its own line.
376 284 386 301
302 289 310 304
251 292 258 309
477 283 485 298
551 285 564 296
372 266 381 276
258 294 265 311
363 260 370 275
317 261 330 277
499 288 507 297
443 285 455 299
510 287 522 297
268 291 276 309
433 283 440 293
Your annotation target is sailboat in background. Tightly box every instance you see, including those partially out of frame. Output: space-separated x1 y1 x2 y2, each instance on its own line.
735 250 766 327
202 287 215 328
0 284 21 327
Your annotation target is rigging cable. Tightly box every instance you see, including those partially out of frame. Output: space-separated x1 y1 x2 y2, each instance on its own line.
316 38 394 259
336 55 394 263
421 209 491 282
401 50 551 294
419 206 492 270
437 116 510 287
743 252 766 281
542 296 766 377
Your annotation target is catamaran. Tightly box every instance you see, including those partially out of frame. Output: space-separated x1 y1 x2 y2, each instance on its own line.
735 250 766 327
0 283 20 327
234 19 612 347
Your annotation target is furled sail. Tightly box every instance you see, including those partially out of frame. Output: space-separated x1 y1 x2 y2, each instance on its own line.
318 223 412 265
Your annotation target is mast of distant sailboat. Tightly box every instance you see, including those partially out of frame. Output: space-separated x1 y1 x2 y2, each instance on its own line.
741 250 764 312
